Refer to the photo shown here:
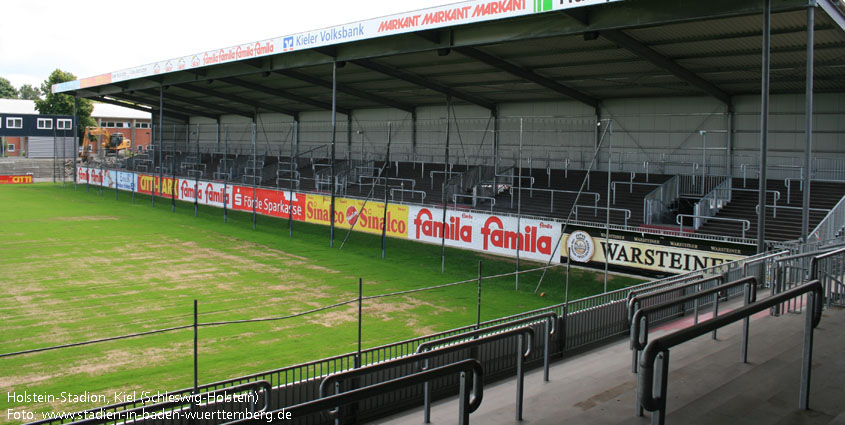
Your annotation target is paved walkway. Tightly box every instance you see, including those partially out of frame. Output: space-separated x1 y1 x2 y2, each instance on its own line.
380 302 845 425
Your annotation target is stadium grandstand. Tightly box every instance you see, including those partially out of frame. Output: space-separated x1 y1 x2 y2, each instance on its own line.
40 0 845 423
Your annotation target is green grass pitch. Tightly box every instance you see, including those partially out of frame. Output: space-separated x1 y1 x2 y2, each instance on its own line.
0 183 642 420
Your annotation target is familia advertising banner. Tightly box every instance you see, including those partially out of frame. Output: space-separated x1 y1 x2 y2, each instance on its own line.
562 229 749 275
177 180 233 209
406 205 559 262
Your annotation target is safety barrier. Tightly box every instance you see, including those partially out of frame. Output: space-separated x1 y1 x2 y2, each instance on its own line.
637 280 823 425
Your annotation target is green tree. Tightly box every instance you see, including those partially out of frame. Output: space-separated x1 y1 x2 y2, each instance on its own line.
34 69 96 137
0 77 17 99
17 84 42 100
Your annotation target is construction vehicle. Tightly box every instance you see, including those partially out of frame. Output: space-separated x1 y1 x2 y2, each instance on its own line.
80 127 133 160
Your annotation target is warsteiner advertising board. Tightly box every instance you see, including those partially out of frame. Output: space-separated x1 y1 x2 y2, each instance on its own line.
562 228 750 275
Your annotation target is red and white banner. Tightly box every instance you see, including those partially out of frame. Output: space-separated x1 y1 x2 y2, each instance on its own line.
406 205 559 262
230 185 306 221
177 180 233 208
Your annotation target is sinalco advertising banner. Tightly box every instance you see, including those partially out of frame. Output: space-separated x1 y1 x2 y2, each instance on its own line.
406 205 560 262
303 195 410 238
561 229 747 275
54 0 623 93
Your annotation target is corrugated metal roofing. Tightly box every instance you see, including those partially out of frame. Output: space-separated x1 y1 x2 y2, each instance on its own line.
73 0 845 118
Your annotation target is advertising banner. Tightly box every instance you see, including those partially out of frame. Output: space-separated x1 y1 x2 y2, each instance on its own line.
335 197 409 238
230 185 307 221
116 171 135 191
406 205 560 262
561 230 747 275
182 181 233 209
76 166 89 183
54 0 623 94
136 174 179 197
0 174 33 184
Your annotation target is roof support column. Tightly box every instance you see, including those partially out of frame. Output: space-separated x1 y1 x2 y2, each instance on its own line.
802 2 816 243
347 115 352 163
727 109 735 177
757 0 772 253
492 108 499 195
411 111 417 162
441 95 452 274
329 61 338 248
157 86 163 205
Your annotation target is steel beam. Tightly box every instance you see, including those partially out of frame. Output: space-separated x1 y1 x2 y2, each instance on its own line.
111 93 214 120
601 29 733 105
352 58 496 111
802 3 815 242
758 0 772 253
177 84 298 117
220 77 348 115
453 46 599 108
275 69 416 113
93 96 154 114
139 89 252 118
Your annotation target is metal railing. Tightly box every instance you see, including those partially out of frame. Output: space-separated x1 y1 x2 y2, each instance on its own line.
809 194 845 242
637 280 823 425
452 193 495 211
810 247 845 307
642 176 679 225
240 360 483 425
574 205 631 226
508 186 600 213
692 176 732 229
676 214 750 238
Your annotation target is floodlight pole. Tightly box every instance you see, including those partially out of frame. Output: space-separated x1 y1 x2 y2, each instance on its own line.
330 62 338 247
757 0 771 253
802 2 815 242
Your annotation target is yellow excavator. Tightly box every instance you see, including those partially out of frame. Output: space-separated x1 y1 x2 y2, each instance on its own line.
80 127 133 160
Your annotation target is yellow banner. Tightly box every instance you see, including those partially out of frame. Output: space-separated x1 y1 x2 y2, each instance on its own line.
304 195 408 238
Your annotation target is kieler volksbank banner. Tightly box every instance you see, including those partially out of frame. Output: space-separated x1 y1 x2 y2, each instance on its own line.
54 0 623 93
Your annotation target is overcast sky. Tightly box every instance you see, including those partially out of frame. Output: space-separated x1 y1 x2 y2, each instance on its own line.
1 0 449 90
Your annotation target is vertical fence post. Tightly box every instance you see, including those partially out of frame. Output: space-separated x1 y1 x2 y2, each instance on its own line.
73 97 78 190
329 62 338 247
195 124 199 217
476 261 482 329
289 121 298 237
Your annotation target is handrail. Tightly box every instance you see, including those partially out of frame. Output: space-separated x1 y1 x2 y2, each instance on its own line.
627 275 722 325
453 193 495 211
233 360 483 425
625 273 704 318
809 193 845 242
359 175 416 190
508 186 600 212
809 246 845 280
611 180 663 204
417 312 556 422
390 188 427 202
638 280 823 424
630 277 755 380
743 250 789 278
574 205 631 226
676 214 750 238
51 381 272 425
